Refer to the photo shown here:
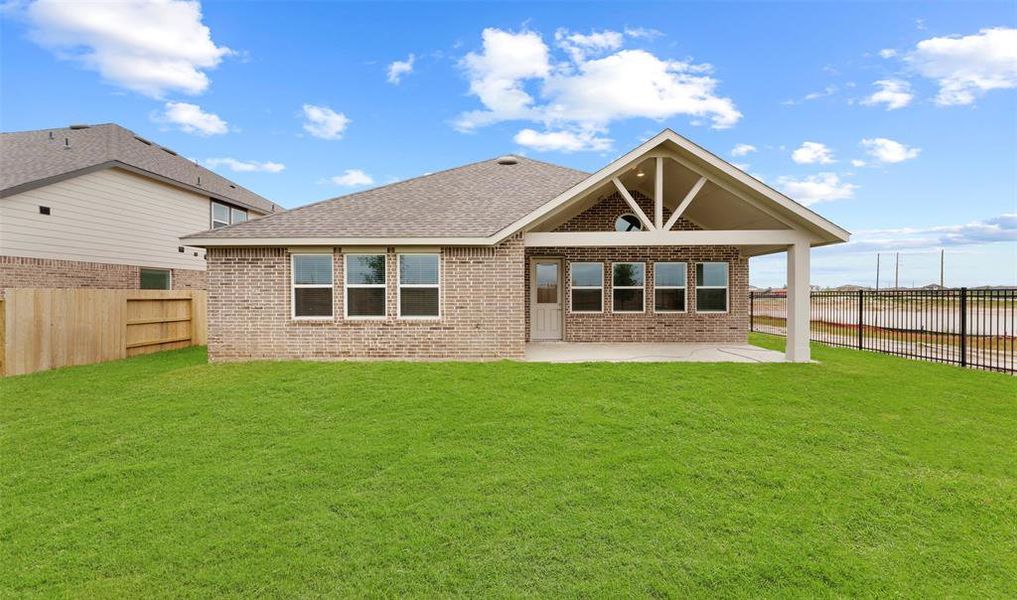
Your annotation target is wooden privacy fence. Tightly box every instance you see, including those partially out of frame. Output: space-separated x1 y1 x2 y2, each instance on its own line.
0 289 207 377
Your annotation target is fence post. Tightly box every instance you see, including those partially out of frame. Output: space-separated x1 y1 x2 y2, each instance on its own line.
959 287 967 367
750 292 755 332
857 289 864 350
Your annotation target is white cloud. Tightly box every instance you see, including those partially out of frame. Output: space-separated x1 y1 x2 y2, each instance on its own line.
731 143 757 157
624 27 664 40
154 101 228 135
851 159 867 167
514 128 612 152
791 141 836 164
24 0 231 98
861 137 920 163
456 28 551 130
455 27 741 133
878 48 898 59
847 213 1017 252
554 28 623 63
907 27 1017 106
776 173 857 205
861 79 914 110
329 169 373 186
301 104 350 140
783 85 838 105
205 157 285 173
543 50 741 128
387 54 415 84
804 85 838 100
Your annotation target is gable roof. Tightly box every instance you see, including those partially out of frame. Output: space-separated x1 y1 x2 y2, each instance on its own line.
183 128 849 247
486 129 851 245
0 123 281 214
184 156 589 240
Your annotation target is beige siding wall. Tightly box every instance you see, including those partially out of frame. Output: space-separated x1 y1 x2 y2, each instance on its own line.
0 168 216 271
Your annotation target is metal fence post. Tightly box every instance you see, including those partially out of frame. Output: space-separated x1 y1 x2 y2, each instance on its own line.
750 292 755 332
857 289 864 350
959 287 967 368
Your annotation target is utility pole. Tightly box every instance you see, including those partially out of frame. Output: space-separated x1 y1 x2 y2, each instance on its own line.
875 253 880 290
894 252 900 289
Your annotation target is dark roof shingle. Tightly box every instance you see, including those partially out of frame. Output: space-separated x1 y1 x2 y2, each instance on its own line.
186 156 589 239
0 123 280 214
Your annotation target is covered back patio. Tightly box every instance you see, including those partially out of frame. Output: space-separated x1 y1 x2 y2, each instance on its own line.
513 130 849 363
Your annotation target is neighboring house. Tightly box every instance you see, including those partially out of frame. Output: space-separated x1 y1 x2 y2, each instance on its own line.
184 129 849 362
0 123 280 291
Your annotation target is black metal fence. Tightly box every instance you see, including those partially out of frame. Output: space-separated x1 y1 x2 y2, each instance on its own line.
750 288 1016 374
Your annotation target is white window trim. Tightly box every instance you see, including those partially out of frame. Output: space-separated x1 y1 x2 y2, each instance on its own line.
397 253 441 320
211 201 249 229
611 261 646 313
291 253 334 320
695 261 729 314
569 261 603 314
211 201 230 229
615 212 645 232
653 262 687 313
344 253 387 320
139 267 172 290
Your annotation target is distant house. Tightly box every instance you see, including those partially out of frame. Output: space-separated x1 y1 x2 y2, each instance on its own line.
0 124 280 291
184 129 849 363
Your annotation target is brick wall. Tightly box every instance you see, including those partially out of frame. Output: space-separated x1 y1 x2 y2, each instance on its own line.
554 190 700 232
524 246 748 343
205 235 526 362
526 189 749 343
0 255 206 292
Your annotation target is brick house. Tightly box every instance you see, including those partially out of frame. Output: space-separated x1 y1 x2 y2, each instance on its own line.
0 123 281 292
184 129 849 363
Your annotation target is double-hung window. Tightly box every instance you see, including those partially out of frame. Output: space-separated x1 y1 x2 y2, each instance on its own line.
696 262 729 313
654 262 687 312
612 262 645 312
345 254 387 318
211 201 248 228
292 254 334 319
570 262 603 313
211 202 230 228
398 254 440 318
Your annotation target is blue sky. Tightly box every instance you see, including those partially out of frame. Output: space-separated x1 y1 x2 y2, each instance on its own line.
1 1 1015 287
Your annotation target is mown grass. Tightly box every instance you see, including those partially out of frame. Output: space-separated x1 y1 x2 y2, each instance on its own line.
2 335 1015 597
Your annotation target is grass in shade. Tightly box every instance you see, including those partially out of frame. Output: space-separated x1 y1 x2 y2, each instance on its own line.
2 334 1015 597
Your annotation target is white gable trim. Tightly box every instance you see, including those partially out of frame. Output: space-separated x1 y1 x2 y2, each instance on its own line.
488 129 850 245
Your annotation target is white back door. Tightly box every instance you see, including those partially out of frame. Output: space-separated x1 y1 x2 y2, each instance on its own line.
531 259 563 341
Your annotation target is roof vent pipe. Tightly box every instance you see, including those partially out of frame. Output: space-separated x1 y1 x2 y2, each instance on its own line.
496 155 519 165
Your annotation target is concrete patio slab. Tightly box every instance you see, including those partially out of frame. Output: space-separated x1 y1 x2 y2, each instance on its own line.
524 342 786 363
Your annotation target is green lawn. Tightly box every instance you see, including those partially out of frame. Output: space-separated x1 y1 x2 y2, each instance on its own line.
2 335 1015 598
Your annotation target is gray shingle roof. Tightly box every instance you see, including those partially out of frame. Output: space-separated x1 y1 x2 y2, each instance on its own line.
184 156 589 240
0 123 281 214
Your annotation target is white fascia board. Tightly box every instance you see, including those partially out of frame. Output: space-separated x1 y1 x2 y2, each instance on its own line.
183 236 495 247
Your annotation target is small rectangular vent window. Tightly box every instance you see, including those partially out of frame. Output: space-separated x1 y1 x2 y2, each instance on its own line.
39 206 51 215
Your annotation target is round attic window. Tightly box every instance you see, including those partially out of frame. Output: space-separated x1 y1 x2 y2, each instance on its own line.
615 213 644 232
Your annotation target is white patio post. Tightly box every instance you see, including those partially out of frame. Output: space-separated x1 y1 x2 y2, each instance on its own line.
785 241 811 362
